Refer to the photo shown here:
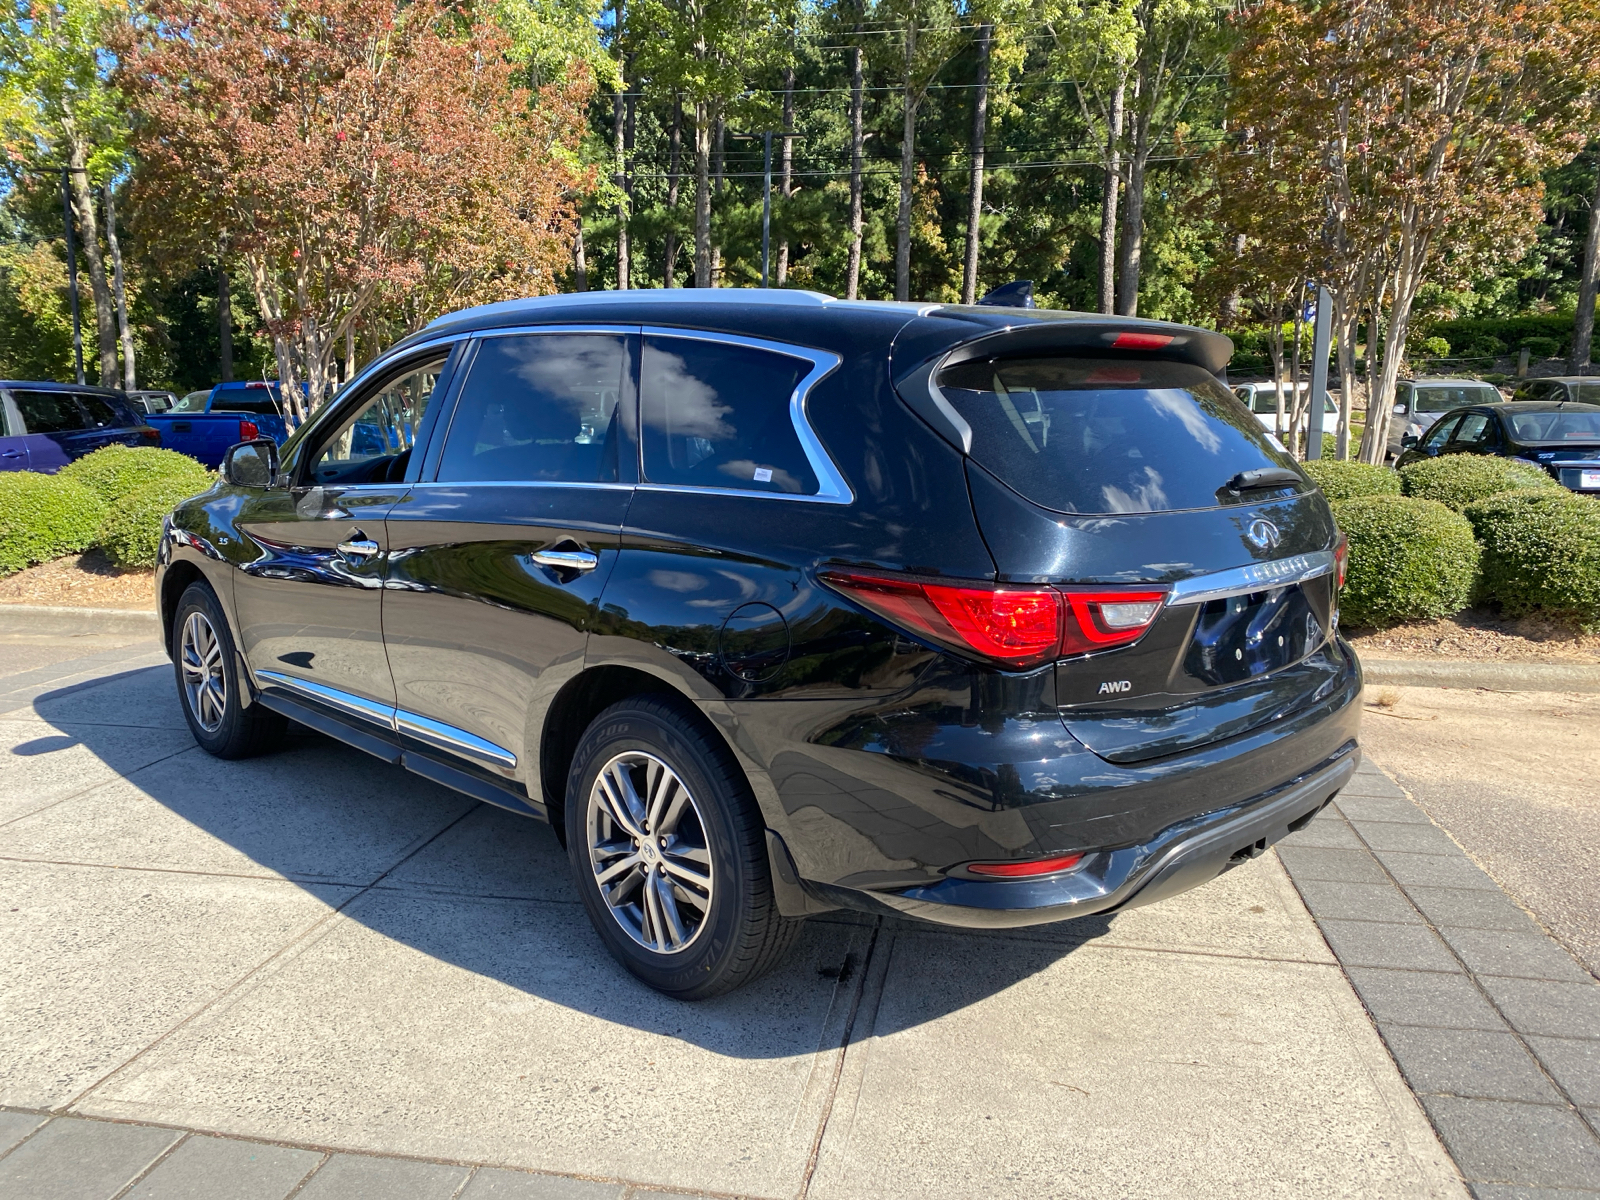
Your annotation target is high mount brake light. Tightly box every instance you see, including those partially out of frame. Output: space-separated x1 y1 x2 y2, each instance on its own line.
967 853 1084 878
819 571 1167 668
1111 331 1174 350
1333 533 1349 590
239 419 260 442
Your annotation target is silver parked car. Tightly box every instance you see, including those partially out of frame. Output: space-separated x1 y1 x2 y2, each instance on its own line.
1387 378 1504 460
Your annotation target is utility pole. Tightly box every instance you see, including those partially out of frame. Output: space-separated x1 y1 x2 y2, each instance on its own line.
60 169 85 385
761 132 773 287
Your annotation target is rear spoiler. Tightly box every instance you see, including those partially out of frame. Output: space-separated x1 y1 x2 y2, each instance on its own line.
892 313 1234 456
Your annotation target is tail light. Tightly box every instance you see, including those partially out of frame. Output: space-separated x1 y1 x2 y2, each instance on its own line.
967 853 1084 878
1333 532 1348 590
140 428 160 442
818 570 1166 668
239 419 260 441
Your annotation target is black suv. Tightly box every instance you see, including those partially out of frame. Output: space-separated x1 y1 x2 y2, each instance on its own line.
155 291 1361 998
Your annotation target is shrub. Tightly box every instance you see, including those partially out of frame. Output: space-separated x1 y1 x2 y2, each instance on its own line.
98 474 213 569
0 473 106 575
1302 458 1400 501
1520 335 1560 359
1459 335 1508 359
58 444 213 504
1331 496 1479 627
1398 455 1559 511
1464 491 1600 629
1418 336 1450 358
1424 314 1571 359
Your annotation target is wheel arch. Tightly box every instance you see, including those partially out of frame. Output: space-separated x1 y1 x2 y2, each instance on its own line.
158 559 208 656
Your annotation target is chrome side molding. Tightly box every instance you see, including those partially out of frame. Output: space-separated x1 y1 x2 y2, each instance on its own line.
253 670 518 770
1167 550 1336 608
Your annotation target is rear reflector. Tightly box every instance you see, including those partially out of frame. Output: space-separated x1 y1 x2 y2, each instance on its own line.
968 853 1084 878
1333 532 1349 590
819 571 1167 667
1111 331 1174 350
239 419 260 441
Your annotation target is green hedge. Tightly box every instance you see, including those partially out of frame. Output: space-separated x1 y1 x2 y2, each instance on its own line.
58 444 213 504
1332 496 1479 627
1421 312 1586 358
1398 455 1559 512
0 473 106 575
98 475 212 569
1302 458 1399 502
1464 491 1600 630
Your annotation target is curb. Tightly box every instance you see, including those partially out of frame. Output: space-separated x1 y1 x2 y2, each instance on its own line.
1360 655 1600 693
1 604 160 637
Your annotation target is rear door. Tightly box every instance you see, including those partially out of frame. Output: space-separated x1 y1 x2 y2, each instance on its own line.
8 389 86 471
0 393 29 469
1443 411 1494 456
936 353 1345 763
380 329 636 785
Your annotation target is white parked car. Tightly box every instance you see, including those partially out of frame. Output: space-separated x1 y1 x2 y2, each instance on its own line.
1233 381 1337 432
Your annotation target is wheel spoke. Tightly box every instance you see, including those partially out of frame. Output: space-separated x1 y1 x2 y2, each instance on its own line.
660 853 711 899
656 785 691 839
641 867 667 950
596 770 645 841
667 841 710 866
595 852 641 886
646 762 674 834
653 871 688 948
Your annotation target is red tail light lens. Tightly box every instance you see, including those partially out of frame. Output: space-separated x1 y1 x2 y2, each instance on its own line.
1060 589 1167 656
1111 331 1174 350
968 853 1084 878
819 572 1167 667
1333 533 1348 590
140 428 160 442
239 419 261 441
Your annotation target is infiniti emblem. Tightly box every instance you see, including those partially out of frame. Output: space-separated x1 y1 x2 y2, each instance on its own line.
1246 519 1282 550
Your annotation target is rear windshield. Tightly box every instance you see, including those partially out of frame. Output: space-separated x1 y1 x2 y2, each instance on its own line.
1507 409 1600 442
1414 385 1498 413
211 388 282 416
937 356 1302 514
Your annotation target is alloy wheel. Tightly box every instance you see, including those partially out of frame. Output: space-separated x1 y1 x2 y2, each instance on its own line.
586 751 714 954
180 611 227 733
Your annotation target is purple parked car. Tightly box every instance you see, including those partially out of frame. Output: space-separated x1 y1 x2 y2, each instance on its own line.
0 382 160 472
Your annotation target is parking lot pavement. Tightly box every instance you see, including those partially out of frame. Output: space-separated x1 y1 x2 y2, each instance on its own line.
0 638 1464 1198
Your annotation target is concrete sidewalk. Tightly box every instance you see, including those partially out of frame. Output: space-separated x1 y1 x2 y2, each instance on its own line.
0 638 1463 1198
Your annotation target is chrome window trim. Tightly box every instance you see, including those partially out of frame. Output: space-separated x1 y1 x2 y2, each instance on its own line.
253 670 518 770
409 480 635 493
1167 550 1336 607
640 326 852 505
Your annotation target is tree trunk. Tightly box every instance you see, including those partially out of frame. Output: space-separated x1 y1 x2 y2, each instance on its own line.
217 261 234 381
1220 234 1246 326
895 18 917 302
573 218 588 291
711 114 725 285
1361 251 1425 465
776 66 795 286
665 96 682 287
1098 71 1126 316
1116 100 1152 317
1335 301 1357 460
1572 166 1600 371
103 183 135 391
847 47 865 300
613 81 629 290
694 102 713 288
65 154 117 387
961 23 992 306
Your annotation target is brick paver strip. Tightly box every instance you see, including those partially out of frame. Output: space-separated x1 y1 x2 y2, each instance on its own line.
1279 758 1600 1193
123 1134 323 1200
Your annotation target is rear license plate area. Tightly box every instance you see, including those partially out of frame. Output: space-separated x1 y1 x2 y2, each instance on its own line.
1184 585 1324 687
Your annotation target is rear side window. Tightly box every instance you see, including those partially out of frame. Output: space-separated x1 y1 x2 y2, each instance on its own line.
77 394 126 428
1413 386 1497 413
640 335 816 495
936 356 1301 514
11 391 89 434
437 333 626 483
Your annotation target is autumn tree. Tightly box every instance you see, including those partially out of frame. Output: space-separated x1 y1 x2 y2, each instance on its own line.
119 0 591 418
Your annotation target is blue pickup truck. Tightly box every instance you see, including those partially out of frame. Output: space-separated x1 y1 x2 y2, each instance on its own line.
145 381 292 468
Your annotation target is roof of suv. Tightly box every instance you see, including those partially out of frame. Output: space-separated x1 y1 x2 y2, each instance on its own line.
407 289 1235 375
1 380 129 397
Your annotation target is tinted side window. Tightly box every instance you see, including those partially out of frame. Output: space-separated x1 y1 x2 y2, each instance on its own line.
437 334 626 484
77 394 124 428
12 391 89 434
1420 415 1460 450
312 358 445 486
640 336 816 495
1451 413 1491 447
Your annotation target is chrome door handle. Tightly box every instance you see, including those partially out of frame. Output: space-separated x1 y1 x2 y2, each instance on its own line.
337 537 381 559
530 548 598 572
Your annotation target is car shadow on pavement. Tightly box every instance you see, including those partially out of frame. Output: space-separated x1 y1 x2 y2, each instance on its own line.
10 664 1110 1053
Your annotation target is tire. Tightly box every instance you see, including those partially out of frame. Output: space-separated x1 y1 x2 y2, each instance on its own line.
172 581 286 759
565 696 802 999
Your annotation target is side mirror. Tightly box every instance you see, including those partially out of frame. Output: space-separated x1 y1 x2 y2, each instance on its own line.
1400 433 1419 448
1392 403 1408 415
223 439 279 488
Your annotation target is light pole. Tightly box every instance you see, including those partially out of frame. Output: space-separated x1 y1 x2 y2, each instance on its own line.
60 168 85 385
1307 283 1332 459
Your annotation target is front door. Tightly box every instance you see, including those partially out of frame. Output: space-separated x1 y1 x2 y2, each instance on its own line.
381 329 636 789
231 354 450 716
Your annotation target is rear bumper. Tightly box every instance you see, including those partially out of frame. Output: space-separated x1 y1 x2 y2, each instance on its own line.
832 742 1357 929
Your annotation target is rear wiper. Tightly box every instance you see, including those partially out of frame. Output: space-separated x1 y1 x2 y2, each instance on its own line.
1223 467 1303 495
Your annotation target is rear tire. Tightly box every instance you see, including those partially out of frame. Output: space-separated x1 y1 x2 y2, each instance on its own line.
565 696 801 999
172 581 285 759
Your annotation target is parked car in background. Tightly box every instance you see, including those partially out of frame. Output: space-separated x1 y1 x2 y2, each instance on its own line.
1394 400 1600 492
1232 381 1337 436
1388 378 1505 461
0 382 159 472
1509 376 1600 404
146 380 291 468
127 389 180 414
156 290 1359 998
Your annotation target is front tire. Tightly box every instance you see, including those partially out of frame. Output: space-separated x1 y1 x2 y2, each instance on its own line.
172 581 285 759
566 696 801 999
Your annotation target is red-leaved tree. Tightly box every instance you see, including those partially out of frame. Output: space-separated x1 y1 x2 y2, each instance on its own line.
118 0 592 418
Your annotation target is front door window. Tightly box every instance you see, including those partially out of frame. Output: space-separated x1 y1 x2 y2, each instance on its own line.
310 359 445 486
